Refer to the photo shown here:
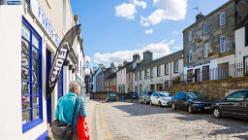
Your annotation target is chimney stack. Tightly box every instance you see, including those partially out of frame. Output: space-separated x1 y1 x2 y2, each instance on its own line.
196 12 205 22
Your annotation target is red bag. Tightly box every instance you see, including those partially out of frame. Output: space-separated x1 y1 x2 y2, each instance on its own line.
77 115 90 140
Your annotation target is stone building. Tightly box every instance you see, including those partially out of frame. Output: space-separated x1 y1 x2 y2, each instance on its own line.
133 50 184 95
183 0 248 83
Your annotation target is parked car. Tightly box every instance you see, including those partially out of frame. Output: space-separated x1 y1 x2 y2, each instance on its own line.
139 90 153 104
125 92 139 100
171 91 212 113
106 93 117 102
212 89 248 119
150 91 173 107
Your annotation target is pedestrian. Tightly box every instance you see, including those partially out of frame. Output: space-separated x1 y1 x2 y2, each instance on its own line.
52 81 89 140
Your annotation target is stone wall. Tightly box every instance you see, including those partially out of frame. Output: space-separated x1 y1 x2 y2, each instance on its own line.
167 77 248 99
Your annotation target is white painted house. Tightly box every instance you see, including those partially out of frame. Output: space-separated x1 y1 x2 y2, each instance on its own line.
133 51 184 95
0 0 85 139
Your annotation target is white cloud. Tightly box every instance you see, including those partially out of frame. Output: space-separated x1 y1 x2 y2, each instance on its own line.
115 3 136 20
141 0 188 26
145 29 153 34
85 55 91 63
115 0 147 20
133 0 147 9
93 39 175 66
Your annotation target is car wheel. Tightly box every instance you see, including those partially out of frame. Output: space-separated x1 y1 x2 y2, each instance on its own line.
188 105 194 113
172 103 176 110
144 100 147 104
213 107 222 119
158 102 162 108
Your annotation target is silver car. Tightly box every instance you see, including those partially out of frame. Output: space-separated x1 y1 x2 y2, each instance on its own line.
139 90 153 104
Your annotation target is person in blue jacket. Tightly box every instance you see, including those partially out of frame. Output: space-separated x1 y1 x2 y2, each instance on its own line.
55 80 87 140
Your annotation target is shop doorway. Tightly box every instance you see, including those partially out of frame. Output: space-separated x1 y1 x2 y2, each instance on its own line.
156 84 163 91
195 69 201 82
57 69 64 99
150 84 155 91
46 49 52 124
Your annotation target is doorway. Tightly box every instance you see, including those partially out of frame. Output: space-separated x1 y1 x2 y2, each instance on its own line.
46 49 52 124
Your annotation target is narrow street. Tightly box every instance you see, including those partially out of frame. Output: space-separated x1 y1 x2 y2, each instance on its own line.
91 101 248 140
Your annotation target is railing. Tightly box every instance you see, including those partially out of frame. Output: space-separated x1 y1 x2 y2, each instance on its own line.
183 62 248 84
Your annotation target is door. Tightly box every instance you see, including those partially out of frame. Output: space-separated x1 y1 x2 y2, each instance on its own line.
217 62 229 80
46 49 52 124
244 56 248 76
150 84 155 91
221 91 246 116
244 92 248 118
202 66 209 81
195 69 201 82
57 68 64 99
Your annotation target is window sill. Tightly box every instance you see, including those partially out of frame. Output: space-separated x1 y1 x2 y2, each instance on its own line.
22 118 43 133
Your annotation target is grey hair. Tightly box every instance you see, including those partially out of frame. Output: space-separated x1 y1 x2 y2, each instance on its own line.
69 81 80 93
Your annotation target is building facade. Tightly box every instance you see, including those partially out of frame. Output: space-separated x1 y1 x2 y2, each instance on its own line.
0 0 85 139
133 51 184 95
183 0 248 83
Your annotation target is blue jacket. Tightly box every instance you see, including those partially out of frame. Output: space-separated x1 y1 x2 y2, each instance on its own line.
55 92 87 129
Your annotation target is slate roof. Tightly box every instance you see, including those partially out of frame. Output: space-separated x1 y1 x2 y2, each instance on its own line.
134 50 183 72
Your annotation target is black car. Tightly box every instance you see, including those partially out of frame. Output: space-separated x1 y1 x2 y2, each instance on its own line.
171 91 212 113
212 89 248 119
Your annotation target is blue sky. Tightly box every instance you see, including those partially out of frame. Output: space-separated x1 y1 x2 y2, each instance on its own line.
71 0 228 67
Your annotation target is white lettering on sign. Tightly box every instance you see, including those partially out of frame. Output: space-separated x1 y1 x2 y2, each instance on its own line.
30 0 60 46
50 48 68 83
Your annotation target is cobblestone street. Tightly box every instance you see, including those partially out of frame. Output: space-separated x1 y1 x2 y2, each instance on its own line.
94 102 248 140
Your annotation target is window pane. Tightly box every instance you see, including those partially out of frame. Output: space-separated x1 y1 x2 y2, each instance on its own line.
32 35 39 48
32 107 40 120
227 92 245 101
22 24 30 40
21 39 30 55
22 95 30 111
22 110 31 124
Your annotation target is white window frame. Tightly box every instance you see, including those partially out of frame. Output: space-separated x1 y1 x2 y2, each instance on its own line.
204 43 209 58
188 31 192 42
189 50 193 63
202 23 209 34
219 36 226 53
174 60 179 73
219 11 226 26
165 64 169 75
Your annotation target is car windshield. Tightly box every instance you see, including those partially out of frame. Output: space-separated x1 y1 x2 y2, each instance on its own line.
187 92 200 99
159 92 169 97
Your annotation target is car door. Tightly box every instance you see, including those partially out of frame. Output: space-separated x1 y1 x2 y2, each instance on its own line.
221 91 246 116
177 93 187 109
243 91 248 118
150 92 156 104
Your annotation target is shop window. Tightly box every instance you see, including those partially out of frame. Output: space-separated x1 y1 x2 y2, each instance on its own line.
150 68 154 78
21 18 43 133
